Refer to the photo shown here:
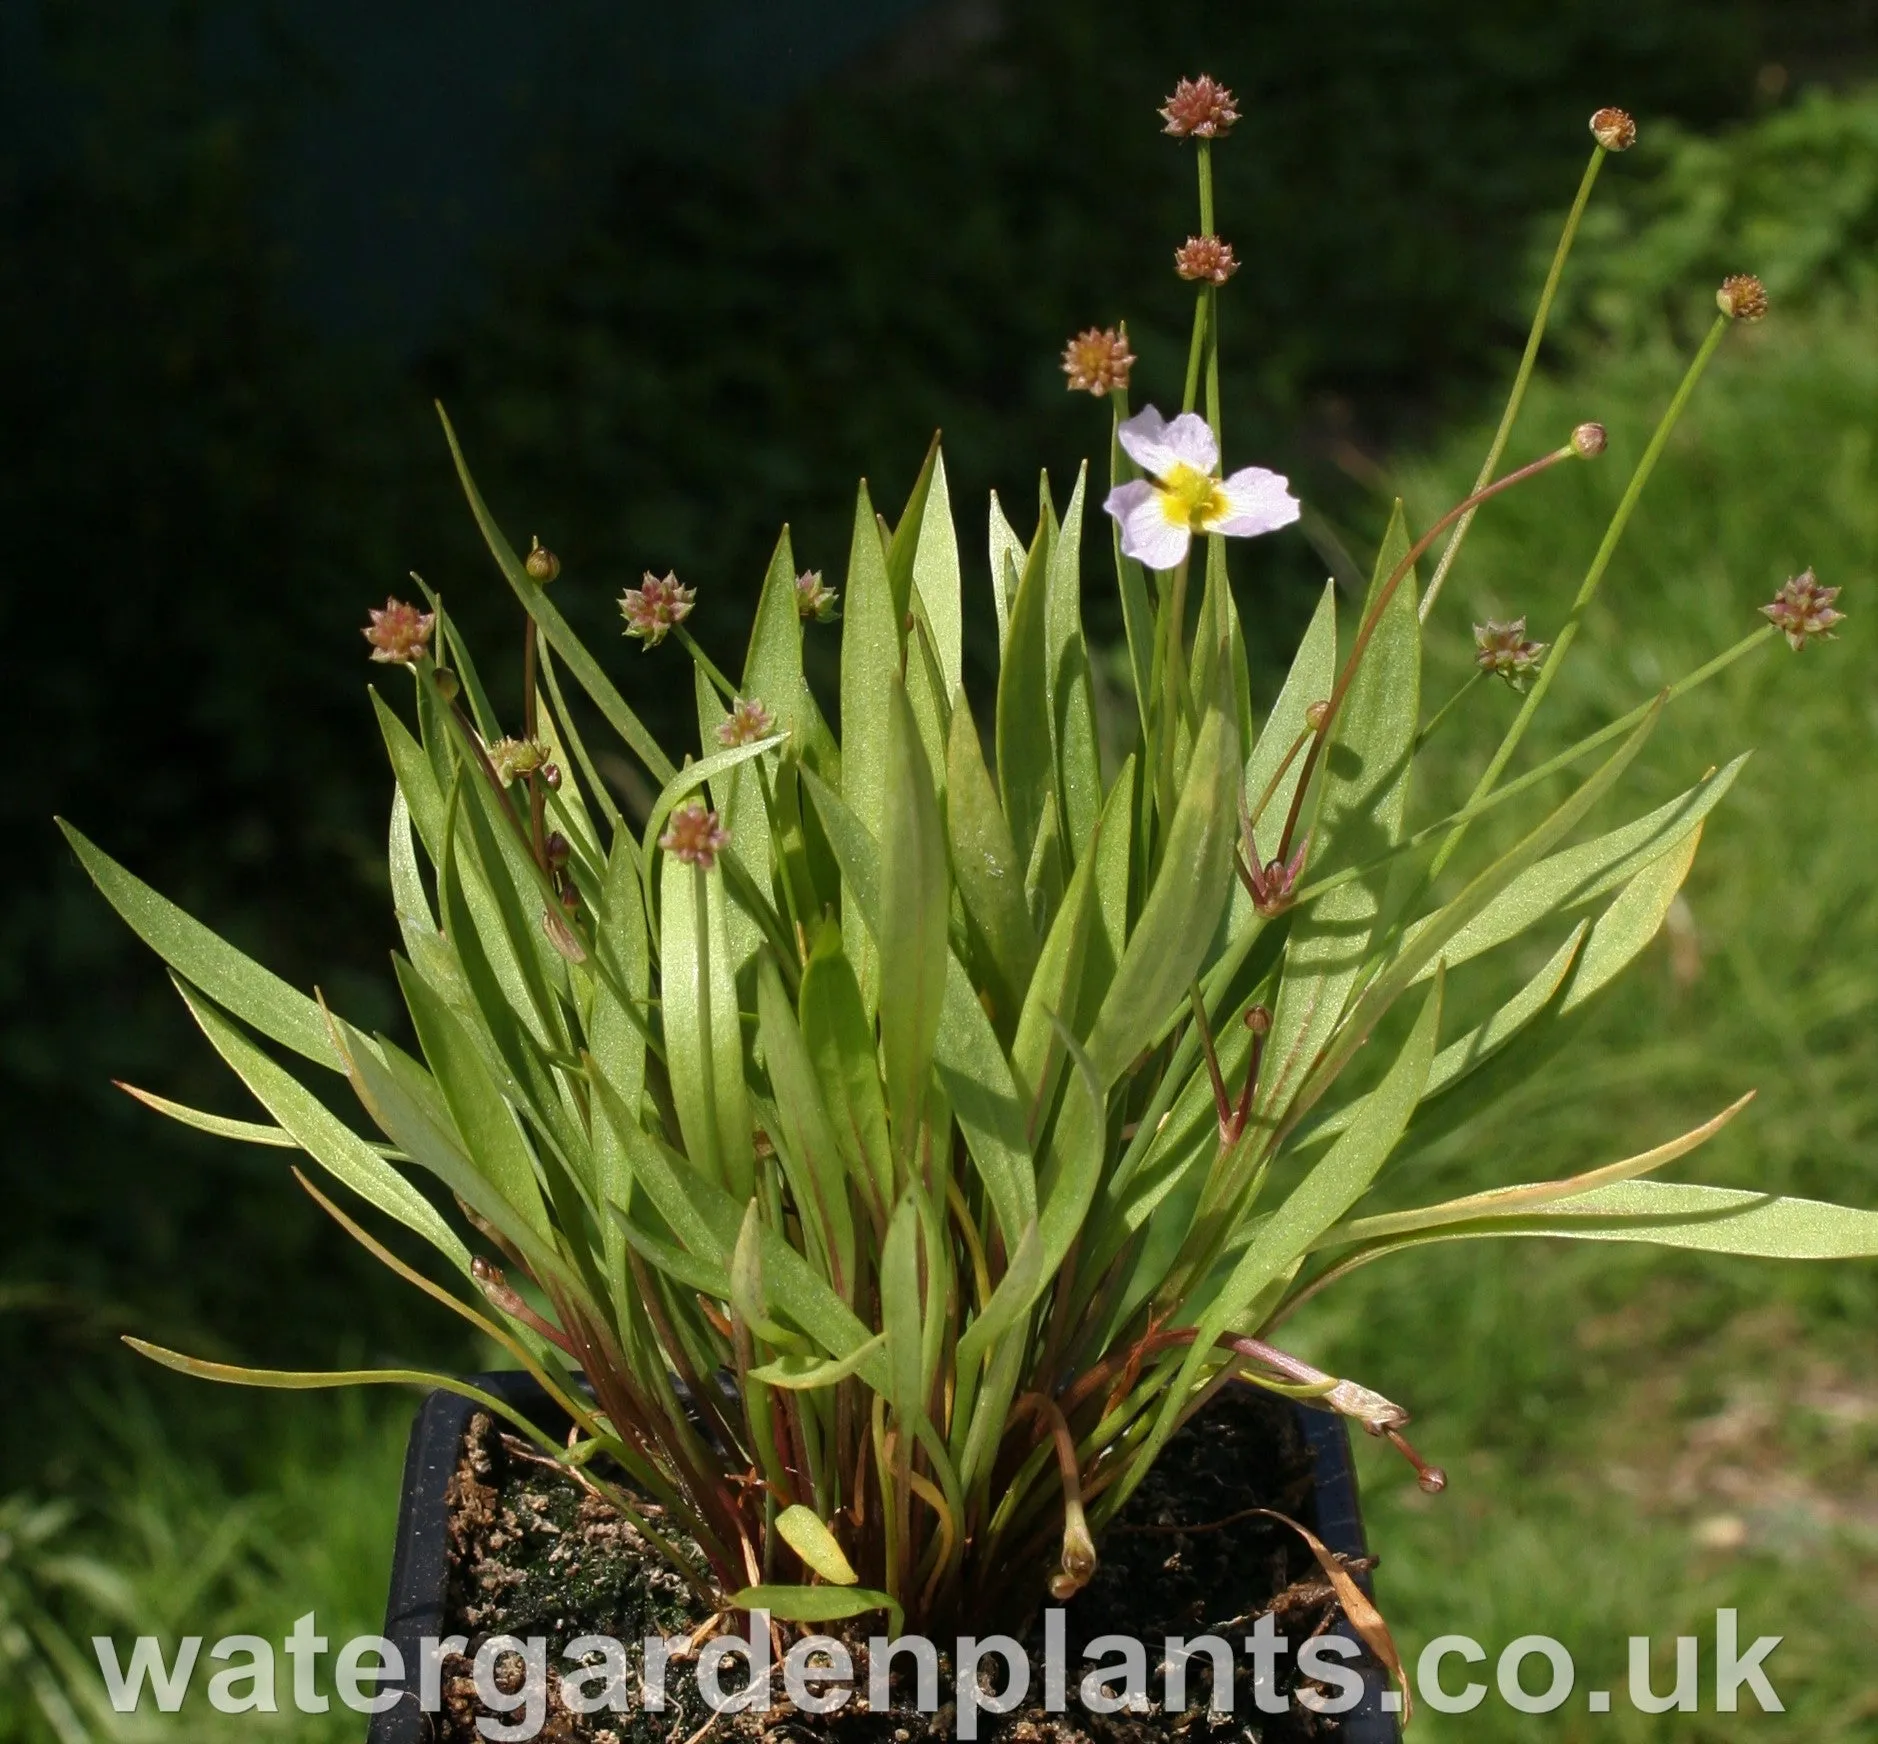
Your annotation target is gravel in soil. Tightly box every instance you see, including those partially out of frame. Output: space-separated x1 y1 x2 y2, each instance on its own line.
435 1384 1381 1742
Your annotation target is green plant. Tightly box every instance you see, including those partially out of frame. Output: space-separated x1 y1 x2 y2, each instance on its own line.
61 85 1878 1651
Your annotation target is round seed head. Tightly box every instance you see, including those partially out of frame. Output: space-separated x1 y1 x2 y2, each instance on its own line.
1174 235 1239 285
525 540 561 583
1160 74 1239 140
1716 274 1769 322
1589 107 1637 151
1571 421 1608 458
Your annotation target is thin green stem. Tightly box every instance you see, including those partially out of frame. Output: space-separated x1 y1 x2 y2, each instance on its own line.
1421 144 1608 622
1292 624 1777 909
1426 315 1732 883
691 860 722 1186
1180 295 1207 415
1413 669 1485 753
1274 441 1577 864
1196 139 1215 236
674 625 739 704
1204 285 1223 447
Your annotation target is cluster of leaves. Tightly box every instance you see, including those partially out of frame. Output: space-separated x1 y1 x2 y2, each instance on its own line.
61 92 1878 1650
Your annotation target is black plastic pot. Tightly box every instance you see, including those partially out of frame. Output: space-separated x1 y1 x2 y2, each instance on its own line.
366 1374 1401 1743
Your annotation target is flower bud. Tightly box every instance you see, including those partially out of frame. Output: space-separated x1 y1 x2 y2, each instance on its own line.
1760 568 1844 651
794 569 840 623
1570 421 1607 459
1160 74 1239 140
525 540 561 584
1061 323 1136 397
715 696 776 748
1716 274 1769 322
1474 618 1548 690
1304 700 1331 733
1589 107 1636 151
1174 235 1239 285
363 597 436 665
620 571 695 647
544 831 571 870
433 667 461 703
542 762 562 790
659 801 731 871
1245 1004 1272 1036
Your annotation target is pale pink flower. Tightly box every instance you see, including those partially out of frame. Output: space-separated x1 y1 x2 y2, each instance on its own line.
1102 405 1300 571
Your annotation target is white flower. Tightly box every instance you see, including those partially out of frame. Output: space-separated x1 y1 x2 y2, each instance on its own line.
1102 406 1300 571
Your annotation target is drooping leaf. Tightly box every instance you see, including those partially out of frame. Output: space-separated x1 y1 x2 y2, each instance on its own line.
436 404 675 785
729 1585 904 1637
59 821 339 1071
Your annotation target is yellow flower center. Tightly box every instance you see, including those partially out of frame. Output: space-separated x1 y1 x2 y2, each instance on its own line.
1158 462 1229 530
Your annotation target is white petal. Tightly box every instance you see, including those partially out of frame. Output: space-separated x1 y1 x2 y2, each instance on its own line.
1157 412 1220 476
1114 483 1192 571
1210 467 1302 538
1115 405 1174 476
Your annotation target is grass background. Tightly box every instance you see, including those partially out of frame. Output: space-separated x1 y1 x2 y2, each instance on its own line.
5 18 1876 1743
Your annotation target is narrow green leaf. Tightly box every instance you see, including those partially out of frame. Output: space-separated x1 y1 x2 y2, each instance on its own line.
394 958 555 1243
59 821 338 1071
1011 826 1100 1118
996 514 1057 868
1403 755 1746 983
435 405 675 785
884 434 943 630
798 924 892 1218
879 678 951 1164
756 952 856 1295
730 1585 903 1637
774 1506 860 1586
638 735 787 909
946 692 1038 1039
881 1194 925 1419
170 983 468 1272
1046 463 1101 860
988 490 1023 655
839 480 899 1011
1022 787 1065 938
801 774 1036 1245
913 450 962 697
1084 698 1241 1088
749 1332 888 1391
659 853 753 1199
1259 509 1418 1116
1108 420 1155 738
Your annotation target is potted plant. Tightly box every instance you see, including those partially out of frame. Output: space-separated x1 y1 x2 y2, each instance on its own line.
63 80 1876 1741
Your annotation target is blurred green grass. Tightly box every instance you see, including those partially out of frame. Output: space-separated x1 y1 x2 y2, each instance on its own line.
10 81 1878 1744
1303 292 1878 1738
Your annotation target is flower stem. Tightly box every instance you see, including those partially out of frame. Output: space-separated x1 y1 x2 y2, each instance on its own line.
675 626 739 704
1180 295 1207 415
1425 315 1731 882
1421 142 1608 622
1412 669 1485 752
1274 441 1576 864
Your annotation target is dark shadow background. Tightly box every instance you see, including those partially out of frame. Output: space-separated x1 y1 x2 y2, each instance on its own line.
3 0 1871 1482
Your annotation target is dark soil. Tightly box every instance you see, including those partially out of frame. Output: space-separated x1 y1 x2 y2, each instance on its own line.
435 1385 1379 1742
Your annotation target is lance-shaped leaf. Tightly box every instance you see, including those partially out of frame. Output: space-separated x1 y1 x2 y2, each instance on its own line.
590 832 651 1258
1084 694 1241 1088
660 853 753 1200
1259 507 1419 1117
59 821 338 1071
774 1505 861 1586
743 524 838 773
757 951 856 1295
393 959 556 1245
639 735 788 910
798 924 892 1219
997 511 1056 868
1047 464 1102 861
802 771 1037 1246
437 405 674 785
1402 754 1747 983
879 678 951 1167
881 1194 926 1420
1120 970 1443 1519
1011 826 1101 1124
171 981 468 1274
839 481 899 1010
988 490 1024 654
946 694 1038 1038
1284 699 1663 1140
730 1586 904 1637
750 1333 888 1391
1108 417 1155 737
914 449 963 698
